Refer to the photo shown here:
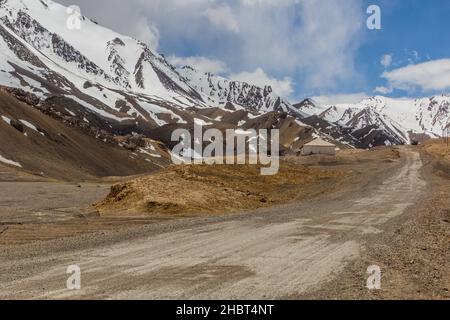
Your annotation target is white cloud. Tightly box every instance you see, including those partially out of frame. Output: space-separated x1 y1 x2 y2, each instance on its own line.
286 0 364 89
312 93 368 106
131 17 160 49
374 86 393 94
408 50 421 64
382 59 450 92
58 0 212 49
203 4 240 33
59 0 161 49
60 0 365 93
168 56 228 74
380 54 393 68
241 0 297 6
229 68 294 98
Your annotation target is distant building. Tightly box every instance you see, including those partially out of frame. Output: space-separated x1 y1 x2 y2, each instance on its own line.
301 138 336 156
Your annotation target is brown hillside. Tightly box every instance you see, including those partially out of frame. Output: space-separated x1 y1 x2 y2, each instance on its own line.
0 89 166 180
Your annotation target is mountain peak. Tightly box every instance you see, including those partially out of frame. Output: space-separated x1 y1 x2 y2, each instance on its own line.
177 65 293 114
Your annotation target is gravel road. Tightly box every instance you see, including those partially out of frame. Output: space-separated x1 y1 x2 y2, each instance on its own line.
0 149 428 299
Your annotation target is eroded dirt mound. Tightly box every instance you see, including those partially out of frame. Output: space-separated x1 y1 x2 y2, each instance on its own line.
96 162 346 216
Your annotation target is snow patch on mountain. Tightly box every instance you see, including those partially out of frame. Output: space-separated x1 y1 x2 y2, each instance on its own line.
316 95 450 144
0 154 22 167
0 0 304 134
178 66 305 117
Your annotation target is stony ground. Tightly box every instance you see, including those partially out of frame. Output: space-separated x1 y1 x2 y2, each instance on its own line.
1 146 447 299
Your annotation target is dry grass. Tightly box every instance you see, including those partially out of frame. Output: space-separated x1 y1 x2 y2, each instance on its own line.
421 139 450 179
95 161 346 217
422 139 450 160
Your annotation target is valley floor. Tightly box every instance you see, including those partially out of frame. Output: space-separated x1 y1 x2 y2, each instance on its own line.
0 146 448 299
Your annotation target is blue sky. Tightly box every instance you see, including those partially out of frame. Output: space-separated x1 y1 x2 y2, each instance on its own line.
356 0 450 98
62 0 450 104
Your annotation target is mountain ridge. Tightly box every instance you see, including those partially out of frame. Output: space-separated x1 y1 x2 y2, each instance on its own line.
300 95 450 146
1 0 449 179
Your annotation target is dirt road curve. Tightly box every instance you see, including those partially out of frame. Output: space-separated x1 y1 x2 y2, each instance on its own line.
0 149 427 299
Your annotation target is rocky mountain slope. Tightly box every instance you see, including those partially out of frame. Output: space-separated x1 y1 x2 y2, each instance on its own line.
178 66 306 117
0 87 170 180
0 0 364 178
297 96 450 147
0 0 301 126
3 0 446 179
0 1 278 171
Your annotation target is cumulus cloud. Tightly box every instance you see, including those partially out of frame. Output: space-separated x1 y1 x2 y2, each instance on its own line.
312 93 368 106
130 17 160 50
229 0 364 91
59 0 366 94
58 0 212 49
290 0 364 89
382 59 450 92
408 50 421 64
229 68 294 98
168 56 228 74
59 0 161 49
203 4 240 33
241 0 297 7
374 86 393 95
380 54 393 68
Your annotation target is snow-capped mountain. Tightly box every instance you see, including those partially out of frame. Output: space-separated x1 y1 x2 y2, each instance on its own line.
0 0 206 127
0 0 301 131
292 99 325 116
1 0 447 172
316 96 450 145
178 66 306 117
1 0 337 177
